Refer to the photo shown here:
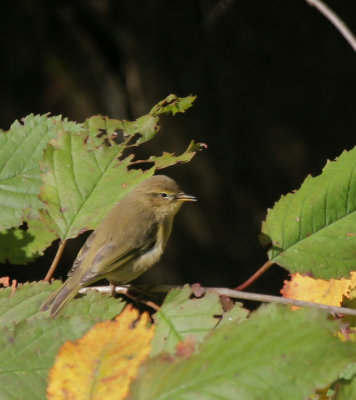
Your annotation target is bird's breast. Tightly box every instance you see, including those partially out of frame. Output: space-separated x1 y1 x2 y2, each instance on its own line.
133 221 166 274
106 214 174 284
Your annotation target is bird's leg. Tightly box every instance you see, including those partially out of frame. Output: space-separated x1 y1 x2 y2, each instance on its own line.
108 283 161 312
126 285 161 312
110 282 117 297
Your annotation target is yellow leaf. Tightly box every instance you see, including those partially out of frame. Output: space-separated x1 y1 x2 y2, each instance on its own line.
348 271 356 296
47 305 154 400
281 272 356 307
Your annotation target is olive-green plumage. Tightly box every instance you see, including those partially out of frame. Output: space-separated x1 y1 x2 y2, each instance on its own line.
40 175 196 316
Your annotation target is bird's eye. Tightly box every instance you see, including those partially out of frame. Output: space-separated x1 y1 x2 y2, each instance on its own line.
160 193 168 198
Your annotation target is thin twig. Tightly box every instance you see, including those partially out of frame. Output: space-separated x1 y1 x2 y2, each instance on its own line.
208 287 356 316
234 259 274 291
79 285 130 295
306 0 356 52
79 285 161 312
141 300 161 312
44 240 67 281
80 284 356 317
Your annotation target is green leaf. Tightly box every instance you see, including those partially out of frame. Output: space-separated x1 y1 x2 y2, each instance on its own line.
0 114 82 231
149 141 206 170
333 363 356 399
0 280 125 328
121 115 159 146
151 287 248 357
339 362 356 380
39 95 204 240
85 94 195 149
262 147 356 278
59 289 126 320
0 281 125 400
0 220 57 264
0 97 202 259
0 281 55 329
150 94 196 116
0 319 82 400
130 305 356 400
0 319 94 400
39 130 154 240
151 287 220 356
84 114 158 148
217 301 249 327
336 376 356 400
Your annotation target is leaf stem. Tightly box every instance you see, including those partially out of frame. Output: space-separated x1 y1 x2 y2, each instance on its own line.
44 240 67 281
306 0 356 52
234 259 274 291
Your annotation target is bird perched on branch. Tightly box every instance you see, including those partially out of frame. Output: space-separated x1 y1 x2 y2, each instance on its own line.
40 175 196 317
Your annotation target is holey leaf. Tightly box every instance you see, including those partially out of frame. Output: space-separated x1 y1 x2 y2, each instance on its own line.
39 95 204 240
39 131 152 240
0 220 57 264
0 114 82 230
151 286 248 357
262 147 356 279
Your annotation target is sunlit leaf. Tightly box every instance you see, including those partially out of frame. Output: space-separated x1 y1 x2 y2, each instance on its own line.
0 114 82 231
281 272 356 307
39 95 203 240
149 141 206 170
0 281 125 400
262 147 356 279
149 94 196 116
0 280 125 329
39 129 152 240
130 305 356 400
47 306 154 400
151 286 248 356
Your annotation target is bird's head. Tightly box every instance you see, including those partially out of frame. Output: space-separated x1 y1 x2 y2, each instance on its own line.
133 175 197 219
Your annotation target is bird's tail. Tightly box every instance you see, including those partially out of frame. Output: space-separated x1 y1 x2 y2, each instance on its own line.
40 280 79 317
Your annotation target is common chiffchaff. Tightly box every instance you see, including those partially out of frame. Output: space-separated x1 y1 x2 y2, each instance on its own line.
40 175 196 316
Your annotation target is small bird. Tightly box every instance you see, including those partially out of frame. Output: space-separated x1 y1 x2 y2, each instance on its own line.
40 175 196 316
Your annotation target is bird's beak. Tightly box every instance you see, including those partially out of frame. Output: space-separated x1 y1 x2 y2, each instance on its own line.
176 193 197 202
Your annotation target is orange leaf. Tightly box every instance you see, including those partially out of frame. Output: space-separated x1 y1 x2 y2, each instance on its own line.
281 272 356 307
47 305 154 400
349 271 356 292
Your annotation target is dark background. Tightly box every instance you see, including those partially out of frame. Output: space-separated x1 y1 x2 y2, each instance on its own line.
1 0 355 295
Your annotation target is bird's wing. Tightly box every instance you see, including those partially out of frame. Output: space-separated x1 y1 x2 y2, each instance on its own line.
77 220 159 285
67 231 96 278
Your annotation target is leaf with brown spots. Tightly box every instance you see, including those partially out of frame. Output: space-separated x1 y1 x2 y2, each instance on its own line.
47 306 154 400
151 286 248 357
175 336 196 359
129 305 356 400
